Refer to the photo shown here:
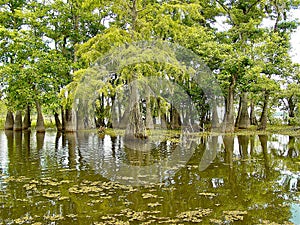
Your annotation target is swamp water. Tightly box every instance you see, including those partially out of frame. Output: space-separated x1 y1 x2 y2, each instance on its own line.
0 130 299 225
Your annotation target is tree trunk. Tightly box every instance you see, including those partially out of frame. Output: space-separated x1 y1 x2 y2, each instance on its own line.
35 101 45 133
235 95 242 128
95 94 105 128
224 77 236 133
117 99 122 128
157 98 167 129
125 84 147 140
170 104 181 129
111 96 119 129
13 110 22 131
76 99 85 130
119 107 130 129
236 92 250 129
54 112 62 131
65 108 77 132
258 91 269 131
250 100 257 125
61 106 66 131
5 111 14 130
22 105 31 130
211 104 220 131
145 96 154 129
161 112 168 129
288 96 295 125
288 136 296 158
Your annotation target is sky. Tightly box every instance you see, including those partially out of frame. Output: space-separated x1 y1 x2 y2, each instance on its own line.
214 8 300 64
290 9 300 63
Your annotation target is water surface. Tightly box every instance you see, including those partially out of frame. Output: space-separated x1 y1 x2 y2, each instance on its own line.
0 131 299 224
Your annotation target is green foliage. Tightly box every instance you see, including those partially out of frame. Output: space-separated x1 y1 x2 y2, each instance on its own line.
0 0 300 129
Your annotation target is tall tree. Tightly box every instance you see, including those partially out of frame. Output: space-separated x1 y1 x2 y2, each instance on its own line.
214 0 299 131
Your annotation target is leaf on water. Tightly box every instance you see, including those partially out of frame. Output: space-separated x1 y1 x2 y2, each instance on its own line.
69 185 103 194
147 202 162 208
152 216 170 221
199 192 217 197
44 215 64 221
120 176 135 181
127 211 146 221
140 220 157 225
66 214 77 218
223 210 247 215
30 180 39 184
142 193 158 199
258 220 294 225
91 199 102 204
137 175 149 179
42 180 60 186
162 187 177 191
60 180 72 184
23 183 38 192
59 168 76 172
209 218 223 224
225 215 244 221
158 218 180 224
177 209 213 222
58 196 69 201
187 165 199 169
42 191 60 199
4 176 30 183
124 186 138 193
124 201 133 206
16 198 29 202
223 210 247 222
146 210 161 214
14 216 32 224
96 219 130 225
100 195 112 199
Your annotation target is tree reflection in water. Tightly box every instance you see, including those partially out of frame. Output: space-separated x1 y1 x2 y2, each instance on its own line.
0 131 299 224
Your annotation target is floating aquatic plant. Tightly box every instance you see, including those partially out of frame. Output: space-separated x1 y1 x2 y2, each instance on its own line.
177 208 213 222
223 210 247 222
142 193 158 199
199 192 217 197
147 202 162 208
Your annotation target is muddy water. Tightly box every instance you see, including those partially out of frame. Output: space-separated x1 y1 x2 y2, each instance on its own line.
0 130 299 224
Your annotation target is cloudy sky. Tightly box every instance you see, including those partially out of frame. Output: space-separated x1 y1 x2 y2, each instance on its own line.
214 8 300 64
290 9 300 63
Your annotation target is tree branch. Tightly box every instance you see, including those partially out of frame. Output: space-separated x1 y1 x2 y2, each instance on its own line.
215 0 235 25
246 0 263 14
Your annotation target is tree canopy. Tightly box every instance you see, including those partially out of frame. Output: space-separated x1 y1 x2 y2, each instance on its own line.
0 0 300 132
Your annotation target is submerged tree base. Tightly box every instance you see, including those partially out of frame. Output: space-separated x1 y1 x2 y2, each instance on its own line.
124 133 148 141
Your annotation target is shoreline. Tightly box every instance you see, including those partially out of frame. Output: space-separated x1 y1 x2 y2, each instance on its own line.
1 125 300 136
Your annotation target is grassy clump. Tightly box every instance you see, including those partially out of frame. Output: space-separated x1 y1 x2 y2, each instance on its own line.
0 116 56 130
